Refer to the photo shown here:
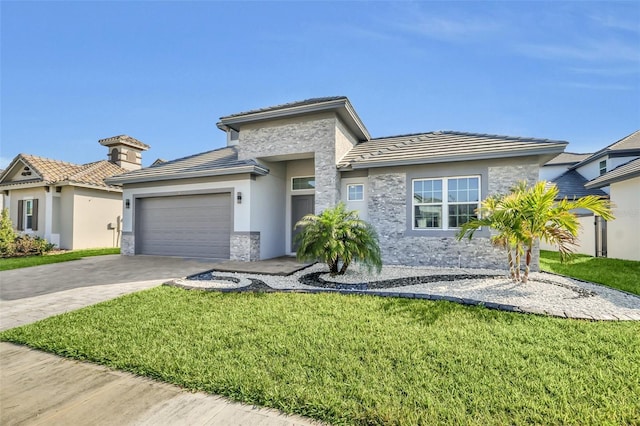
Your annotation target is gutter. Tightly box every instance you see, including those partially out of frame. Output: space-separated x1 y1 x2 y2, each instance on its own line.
105 164 270 185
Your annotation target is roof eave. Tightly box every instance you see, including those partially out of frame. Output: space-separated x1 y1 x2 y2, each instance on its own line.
57 181 124 192
105 165 270 185
569 148 640 170
585 170 640 189
217 98 371 141
0 180 48 190
344 146 567 170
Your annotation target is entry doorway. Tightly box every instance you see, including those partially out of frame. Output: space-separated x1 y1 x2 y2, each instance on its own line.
291 195 315 251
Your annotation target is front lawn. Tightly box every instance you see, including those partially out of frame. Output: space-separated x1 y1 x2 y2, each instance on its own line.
0 248 120 271
2 287 638 425
540 250 640 296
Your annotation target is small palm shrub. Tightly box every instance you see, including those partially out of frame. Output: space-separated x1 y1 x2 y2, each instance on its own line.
294 203 382 276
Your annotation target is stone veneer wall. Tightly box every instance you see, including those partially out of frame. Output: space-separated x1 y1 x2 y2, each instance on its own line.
230 232 260 261
237 114 342 213
121 232 134 255
367 163 540 270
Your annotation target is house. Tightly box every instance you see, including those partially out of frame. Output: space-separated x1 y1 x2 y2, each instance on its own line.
0 135 149 250
539 153 607 257
106 97 567 269
540 130 640 258
585 157 640 261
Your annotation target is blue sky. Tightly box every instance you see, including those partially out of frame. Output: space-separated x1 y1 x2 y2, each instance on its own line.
2 1 639 168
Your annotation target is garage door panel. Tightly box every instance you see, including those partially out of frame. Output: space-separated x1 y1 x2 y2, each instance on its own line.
136 193 231 258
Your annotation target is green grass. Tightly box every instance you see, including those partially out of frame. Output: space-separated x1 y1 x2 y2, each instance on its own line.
0 248 120 271
2 287 639 425
540 250 640 296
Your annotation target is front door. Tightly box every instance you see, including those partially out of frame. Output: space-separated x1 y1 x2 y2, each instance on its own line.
291 195 315 251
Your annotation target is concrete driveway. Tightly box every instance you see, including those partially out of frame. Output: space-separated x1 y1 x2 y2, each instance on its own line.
0 255 218 301
0 255 319 425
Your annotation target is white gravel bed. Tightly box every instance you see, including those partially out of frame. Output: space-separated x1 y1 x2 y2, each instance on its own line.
177 263 640 320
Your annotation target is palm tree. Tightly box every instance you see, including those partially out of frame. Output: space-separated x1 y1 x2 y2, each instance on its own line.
516 181 613 282
294 202 382 276
457 194 523 281
458 181 614 283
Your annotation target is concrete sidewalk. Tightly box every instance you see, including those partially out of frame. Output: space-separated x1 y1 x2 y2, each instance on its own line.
1 343 317 426
0 280 321 425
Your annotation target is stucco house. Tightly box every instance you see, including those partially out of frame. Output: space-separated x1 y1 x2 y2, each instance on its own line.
540 130 639 259
585 157 640 261
106 97 567 269
0 135 149 250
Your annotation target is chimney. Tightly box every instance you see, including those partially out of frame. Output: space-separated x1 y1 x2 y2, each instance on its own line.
99 135 150 171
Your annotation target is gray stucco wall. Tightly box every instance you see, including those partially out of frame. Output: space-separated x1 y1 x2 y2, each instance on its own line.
237 113 341 213
367 159 540 271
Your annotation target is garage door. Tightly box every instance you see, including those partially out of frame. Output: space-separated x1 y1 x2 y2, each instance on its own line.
136 193 231 258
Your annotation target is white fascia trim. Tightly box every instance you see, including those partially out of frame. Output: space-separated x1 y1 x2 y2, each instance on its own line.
58 181 124 193
0 181 47 190
106 165 270 185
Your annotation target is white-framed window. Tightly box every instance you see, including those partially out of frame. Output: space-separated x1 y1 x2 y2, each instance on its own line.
25 199 34 230
292 176 315 191
413 176 480 230
347 184 364 201
599 160 607 176
18 198 38 232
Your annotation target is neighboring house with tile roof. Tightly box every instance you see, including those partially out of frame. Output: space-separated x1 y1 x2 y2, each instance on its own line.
0 136 148 250
539 152 592 182
107 97 567 270
539 130 640 259
585 157 640 261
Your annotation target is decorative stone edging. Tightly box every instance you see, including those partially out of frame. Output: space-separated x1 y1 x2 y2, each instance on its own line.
164 275 619 321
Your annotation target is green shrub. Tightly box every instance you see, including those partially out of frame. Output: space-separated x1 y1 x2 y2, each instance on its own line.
13 235 55 256
0 208 18 257
0 207 55 258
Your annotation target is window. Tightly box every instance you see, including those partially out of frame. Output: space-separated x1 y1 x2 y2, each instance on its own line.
413 176 480 230
292 176 315 190
17 199 38 231
599 160 607 176
347 184 364 201
25 200 34 230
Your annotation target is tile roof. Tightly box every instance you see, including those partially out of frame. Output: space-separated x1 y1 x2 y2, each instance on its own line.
98 135 150 150
338 131 568 169
106 146 269 185
0 154 127 190
220 96 348 119
547 169 607 199
585 157 640 189
607 129 640 151
571 130 640 169
544 152 592 166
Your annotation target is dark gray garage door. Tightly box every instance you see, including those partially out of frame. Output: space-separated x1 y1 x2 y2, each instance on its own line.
136 193 231 259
